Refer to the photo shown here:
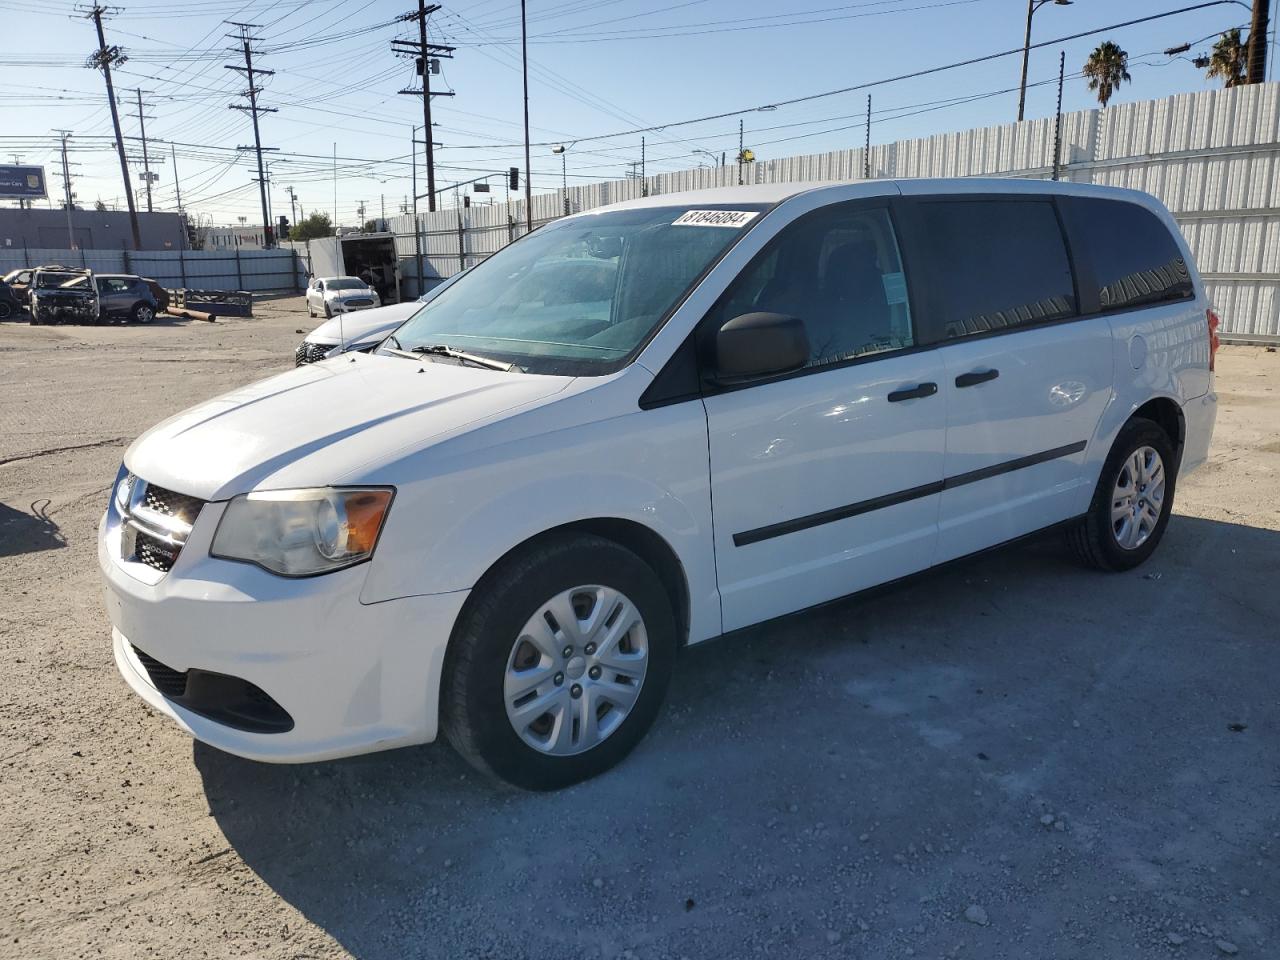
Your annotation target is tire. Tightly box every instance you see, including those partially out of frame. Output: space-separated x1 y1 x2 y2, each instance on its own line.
0 301 12 320
1068 417 1177 572
442 532 677 790
307 302 315 318
131 303 155 324
324 303 332 319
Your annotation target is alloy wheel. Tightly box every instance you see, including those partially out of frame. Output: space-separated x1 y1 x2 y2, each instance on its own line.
1111 445 1165 550
504 584 649 756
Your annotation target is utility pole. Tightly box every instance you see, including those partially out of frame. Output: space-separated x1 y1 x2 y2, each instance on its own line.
11 154 27 210
394 1 454 214
357 200 367 228
521 0 533 232
738 119 744 186
226 22 277 247
1052 50 1065 181
81 4 141 250
54 131 76 249
411 125 422 292
132 89 154 213
1248 0 1270 83
287 185 298 227
864 94 872 180
641 136 647 196
170 141 183 214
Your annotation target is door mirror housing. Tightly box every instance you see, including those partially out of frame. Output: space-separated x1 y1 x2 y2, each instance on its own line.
714 312 810 381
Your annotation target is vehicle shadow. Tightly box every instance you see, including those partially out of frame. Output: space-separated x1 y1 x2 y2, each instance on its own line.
0 499 65 557
195 514 1280 960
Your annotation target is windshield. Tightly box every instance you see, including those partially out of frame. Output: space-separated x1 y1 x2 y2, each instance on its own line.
36 272 84 289
385 204 769 375
2 270 22 283
328 279 367 291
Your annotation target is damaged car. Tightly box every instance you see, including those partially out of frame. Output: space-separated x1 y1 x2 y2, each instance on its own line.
28 266 100 325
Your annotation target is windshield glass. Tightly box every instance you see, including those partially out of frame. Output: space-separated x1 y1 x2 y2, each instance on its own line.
36 272 83 289
328 279 367 291
385 204 768 375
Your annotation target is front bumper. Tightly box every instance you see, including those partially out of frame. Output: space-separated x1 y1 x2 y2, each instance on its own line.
99 504 468 763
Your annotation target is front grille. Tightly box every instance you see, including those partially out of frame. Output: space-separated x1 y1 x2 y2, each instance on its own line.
295 341 330 366
132 645 188 697
344 298 374 308
142 484 203 526
118 477 204 574
135 529 181 572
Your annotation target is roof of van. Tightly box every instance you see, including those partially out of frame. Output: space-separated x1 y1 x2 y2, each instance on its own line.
588 178 1157 214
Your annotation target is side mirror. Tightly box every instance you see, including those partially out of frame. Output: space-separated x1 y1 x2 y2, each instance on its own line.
714 312 810 381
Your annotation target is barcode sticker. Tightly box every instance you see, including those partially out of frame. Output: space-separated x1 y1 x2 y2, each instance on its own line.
672 210 760 228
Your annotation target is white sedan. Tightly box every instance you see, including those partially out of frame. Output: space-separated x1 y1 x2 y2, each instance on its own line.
294 271 468 365
305 276 380 318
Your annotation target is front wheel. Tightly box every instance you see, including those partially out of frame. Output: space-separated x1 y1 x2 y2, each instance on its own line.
442 533 676 790
0 301 12 320
1068 417 1177 571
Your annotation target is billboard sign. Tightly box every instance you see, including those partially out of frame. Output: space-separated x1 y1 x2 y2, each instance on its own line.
0 165 47 199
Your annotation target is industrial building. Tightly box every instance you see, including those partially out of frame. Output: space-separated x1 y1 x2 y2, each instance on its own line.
0 207 188 252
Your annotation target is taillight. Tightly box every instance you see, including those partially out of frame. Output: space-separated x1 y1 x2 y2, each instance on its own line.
1206 308 1221 371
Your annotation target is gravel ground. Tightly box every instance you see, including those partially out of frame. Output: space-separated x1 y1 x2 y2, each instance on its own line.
1 299 1277 960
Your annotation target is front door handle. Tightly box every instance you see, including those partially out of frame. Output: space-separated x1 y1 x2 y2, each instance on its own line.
955 368 999 388
887 382 938 403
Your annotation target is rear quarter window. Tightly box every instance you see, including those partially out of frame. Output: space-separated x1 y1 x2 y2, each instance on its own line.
1062 197 1194 311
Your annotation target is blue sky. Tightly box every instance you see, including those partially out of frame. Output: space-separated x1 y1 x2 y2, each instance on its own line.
0 0 1264 228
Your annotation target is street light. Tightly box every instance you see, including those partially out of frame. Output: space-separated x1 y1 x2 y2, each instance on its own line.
551 144 569 216
1018 0 1072 122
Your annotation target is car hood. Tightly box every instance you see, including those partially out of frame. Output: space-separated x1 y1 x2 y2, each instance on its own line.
125 353 573 500
307 301 420 345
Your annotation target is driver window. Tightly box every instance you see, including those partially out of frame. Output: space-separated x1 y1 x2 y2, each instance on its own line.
713 203 914 369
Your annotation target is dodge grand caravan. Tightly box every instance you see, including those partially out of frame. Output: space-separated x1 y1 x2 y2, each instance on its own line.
100 179 1218 789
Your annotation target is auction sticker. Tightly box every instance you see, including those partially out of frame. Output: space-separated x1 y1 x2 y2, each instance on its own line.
672 209 759 227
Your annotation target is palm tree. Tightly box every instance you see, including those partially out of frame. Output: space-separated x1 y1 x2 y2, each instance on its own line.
1205 28 1248 87
1083 41 1132 108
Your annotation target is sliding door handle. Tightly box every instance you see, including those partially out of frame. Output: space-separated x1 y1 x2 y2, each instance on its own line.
955 369 999 388
887 382 938 403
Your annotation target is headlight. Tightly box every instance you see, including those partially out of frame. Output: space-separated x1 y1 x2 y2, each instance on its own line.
210 487 394 576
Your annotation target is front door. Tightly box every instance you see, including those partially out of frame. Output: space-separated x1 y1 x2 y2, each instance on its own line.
701 199 947 632
897 195 1113 563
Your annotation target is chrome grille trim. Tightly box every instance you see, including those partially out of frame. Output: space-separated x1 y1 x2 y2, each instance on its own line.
118 477 205 573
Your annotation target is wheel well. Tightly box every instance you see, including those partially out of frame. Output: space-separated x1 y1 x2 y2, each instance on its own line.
476 519 692 646
1131 397 1185 467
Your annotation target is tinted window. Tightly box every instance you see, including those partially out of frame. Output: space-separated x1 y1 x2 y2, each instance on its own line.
390 205 765 375
711 204 914 369
914 199 1076 339
1064 197 1194 310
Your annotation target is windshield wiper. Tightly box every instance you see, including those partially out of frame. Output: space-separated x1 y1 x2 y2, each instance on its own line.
410 343 513 372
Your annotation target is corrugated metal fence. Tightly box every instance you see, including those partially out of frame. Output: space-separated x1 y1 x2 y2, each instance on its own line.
388 82 1280 340
0 247 305 293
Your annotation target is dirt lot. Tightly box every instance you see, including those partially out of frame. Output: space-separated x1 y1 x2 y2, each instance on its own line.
1 299 1277 960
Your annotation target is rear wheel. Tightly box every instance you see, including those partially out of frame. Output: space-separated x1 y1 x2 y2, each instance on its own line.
0 301 12 320
131 303 155 324
443 533 676 790
1068 417 1177 571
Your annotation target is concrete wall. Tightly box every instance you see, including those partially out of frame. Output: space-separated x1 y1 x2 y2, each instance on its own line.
0 209 188 252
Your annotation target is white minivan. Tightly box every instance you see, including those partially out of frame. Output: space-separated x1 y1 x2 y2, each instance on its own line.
100 179 1218 789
